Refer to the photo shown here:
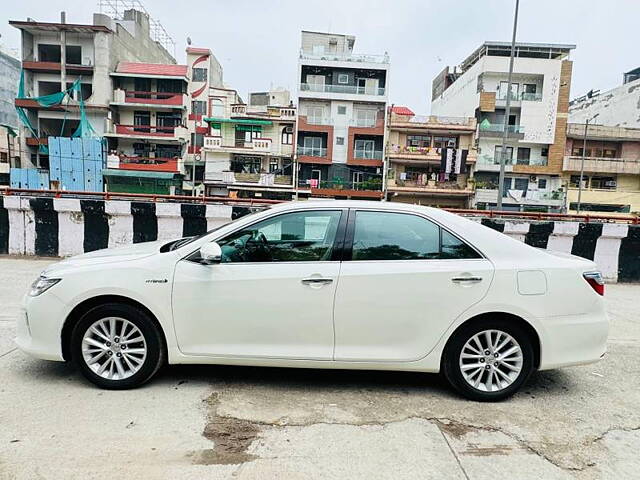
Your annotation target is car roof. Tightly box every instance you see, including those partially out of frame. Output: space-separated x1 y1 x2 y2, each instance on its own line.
269 200 438 214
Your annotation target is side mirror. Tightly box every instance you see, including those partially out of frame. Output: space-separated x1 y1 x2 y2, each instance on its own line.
199 242 222 265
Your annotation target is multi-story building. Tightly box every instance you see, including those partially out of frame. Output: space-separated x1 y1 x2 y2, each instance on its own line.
432 41 575 212
386 106 477 207
184 47 224 194
569 68 640 129
295 31 389 200
103 61 189 194
201 87 297 200
0 48 21 128
10 8 176 173
563 123 640 214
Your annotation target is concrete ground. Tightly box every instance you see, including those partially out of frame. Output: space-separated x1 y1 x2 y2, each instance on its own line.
0 257 638 480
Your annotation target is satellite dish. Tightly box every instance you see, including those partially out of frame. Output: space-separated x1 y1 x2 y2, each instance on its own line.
187 37 192 46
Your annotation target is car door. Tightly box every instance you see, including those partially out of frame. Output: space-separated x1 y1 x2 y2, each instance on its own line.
333 209 494 362
172 208 345 360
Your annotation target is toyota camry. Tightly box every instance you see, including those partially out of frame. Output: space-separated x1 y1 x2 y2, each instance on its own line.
17 201 608 401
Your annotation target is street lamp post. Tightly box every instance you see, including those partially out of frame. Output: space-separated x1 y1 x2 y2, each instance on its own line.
576 113 599 213
496 0 520 211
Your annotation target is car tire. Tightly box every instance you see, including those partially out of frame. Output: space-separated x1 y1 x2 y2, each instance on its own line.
70 303 165 389
442 319 535 402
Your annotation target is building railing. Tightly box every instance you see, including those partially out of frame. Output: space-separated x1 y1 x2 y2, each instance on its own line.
208 171 293 187
122 90 184 106
306 117 333 126
392 179 472 191
300 83 386 96
297 146 328 157
563 156 640 174
116 156 181 172
298 179 383 191
114 124 177 136
406 115 475 126
521 92 543 101
479 124 524 133
353 149 383 160
203 136 273 153
349 118 378 127
299 50 389 64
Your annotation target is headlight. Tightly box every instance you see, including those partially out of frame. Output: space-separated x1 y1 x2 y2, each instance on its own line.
29 276 61 297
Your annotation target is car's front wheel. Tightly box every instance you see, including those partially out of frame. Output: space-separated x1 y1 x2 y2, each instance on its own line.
71 303 165 389
442 319 535 401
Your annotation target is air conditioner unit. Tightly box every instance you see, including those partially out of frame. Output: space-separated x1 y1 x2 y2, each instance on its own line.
447 140 456 147
604 180 617 187
529 175 537 182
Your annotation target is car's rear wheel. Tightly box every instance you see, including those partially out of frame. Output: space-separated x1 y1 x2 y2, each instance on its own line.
443 319 535 401
71 303 165 389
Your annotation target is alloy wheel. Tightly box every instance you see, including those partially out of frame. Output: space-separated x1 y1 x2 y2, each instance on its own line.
81 317 147 380
458 329 523 392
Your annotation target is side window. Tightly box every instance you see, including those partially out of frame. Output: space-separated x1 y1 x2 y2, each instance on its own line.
351 211 480 261
217 211 342 263
441 229 482 259
352 212 439 260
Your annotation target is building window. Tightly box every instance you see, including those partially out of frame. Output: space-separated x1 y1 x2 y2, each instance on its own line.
337 73 349 84
281 126 293 145
407 135 431 148
513 178 529 192
538 178 547 189
590 176 617 190
192 100 206 115
231 155 262 174
434 136 457 149
337 106 347 115
336 136 344 145
516 147 531 164
269 158 279 173
355 109 377 127
603 148 617 158
541 147 549 157
191 133 204 147
303 137 324 157
192 68 208 82
570 175 586 188
494 145 513 163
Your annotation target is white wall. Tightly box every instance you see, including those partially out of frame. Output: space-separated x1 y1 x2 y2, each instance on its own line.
569 77 640 128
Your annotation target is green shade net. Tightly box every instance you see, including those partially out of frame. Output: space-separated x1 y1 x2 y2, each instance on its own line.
480 118 491 129
15 70 99 154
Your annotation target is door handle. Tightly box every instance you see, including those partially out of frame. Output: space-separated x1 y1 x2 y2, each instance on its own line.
451 276 483 284
301 277 333 285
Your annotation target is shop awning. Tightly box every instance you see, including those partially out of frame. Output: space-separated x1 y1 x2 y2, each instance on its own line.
102 169 181 179
203 117 273 126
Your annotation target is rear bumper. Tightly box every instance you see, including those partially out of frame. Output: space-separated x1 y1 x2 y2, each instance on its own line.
538 309 609 370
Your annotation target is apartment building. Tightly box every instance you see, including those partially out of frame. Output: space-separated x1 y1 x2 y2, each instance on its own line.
386 106 477 207
103 61 189 194
432 41 575 212
570 68 640 129
184 46 224 194
295 31 389 199
201 87 297 200
563 123 640 213
10 9 176 171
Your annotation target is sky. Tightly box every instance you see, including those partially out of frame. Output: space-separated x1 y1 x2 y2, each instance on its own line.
1 0 637 113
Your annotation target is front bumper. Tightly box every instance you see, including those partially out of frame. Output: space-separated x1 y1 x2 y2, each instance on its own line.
15 292 67 362
538 309 609 370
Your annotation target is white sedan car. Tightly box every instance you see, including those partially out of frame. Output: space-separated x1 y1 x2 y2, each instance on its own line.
17 201 608 401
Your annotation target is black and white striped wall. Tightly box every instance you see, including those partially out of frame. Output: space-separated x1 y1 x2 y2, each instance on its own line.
0 196 255 258
1 195 639 282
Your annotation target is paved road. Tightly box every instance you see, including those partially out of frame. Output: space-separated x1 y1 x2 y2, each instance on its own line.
0 256 638 480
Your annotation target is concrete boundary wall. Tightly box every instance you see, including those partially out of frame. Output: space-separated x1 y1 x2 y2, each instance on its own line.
1 195 639 282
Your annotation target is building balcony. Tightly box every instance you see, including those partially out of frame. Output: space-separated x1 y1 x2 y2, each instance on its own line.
349 149 383 167
299 50 389 65
298 179 384 199
388 145 477 164
297 146 332 164
116 157 182 173
230 104 297 121
299 83 385 97
112 89 186 108
563 156 640 175
26 137 49 147
106 124 187 142
206 171 293 188
203 136 275 154
478 123 525 139
22 60 94 75
388 179 474 196
305 117 333 126
475 188 565 206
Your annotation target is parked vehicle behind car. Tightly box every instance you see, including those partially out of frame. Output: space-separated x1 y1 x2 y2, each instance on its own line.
17 201 608 401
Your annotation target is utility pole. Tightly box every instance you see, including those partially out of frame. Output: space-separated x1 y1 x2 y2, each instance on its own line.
496 0 520 210
60 12 67 93
576 114 599 213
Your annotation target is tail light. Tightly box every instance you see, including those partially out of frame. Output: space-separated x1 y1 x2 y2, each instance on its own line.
583 271 605 296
